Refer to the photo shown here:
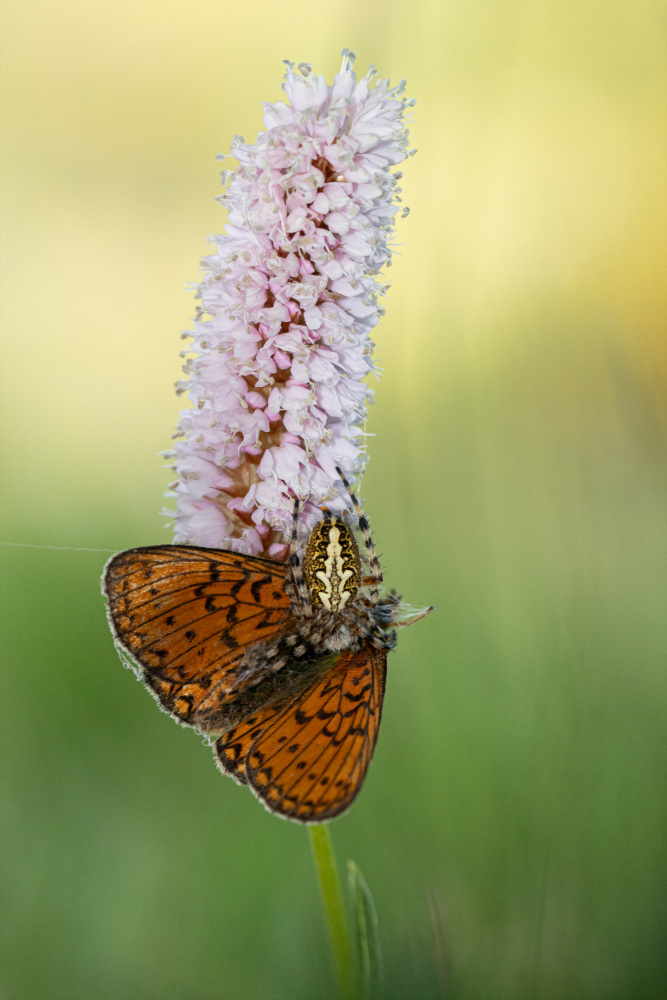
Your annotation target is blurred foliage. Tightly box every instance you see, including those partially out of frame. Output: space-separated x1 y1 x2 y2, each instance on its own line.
1 2 665 998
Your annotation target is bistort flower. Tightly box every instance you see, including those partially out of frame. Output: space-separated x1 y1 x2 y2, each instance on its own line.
167 49 415 559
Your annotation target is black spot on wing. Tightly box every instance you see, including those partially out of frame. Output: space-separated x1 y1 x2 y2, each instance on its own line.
219 628 239 649
250 575 273 602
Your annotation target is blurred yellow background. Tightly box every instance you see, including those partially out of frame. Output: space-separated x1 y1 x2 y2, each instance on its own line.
1 3 665 999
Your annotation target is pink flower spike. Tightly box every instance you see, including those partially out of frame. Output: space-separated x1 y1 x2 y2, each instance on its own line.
167 50 415 558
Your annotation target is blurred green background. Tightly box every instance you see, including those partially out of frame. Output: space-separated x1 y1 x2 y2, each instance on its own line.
1 2 665 998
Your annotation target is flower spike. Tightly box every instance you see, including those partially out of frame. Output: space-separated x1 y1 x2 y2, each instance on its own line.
169 52 414 559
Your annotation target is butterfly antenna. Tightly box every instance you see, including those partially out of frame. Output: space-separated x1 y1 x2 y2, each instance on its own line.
335 466 382 607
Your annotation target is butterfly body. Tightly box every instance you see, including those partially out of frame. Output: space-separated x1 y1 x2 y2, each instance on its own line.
103 478 427 823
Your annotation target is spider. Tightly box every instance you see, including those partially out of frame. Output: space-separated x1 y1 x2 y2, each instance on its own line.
234 467 397 686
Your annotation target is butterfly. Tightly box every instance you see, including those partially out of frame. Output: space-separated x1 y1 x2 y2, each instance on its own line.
102 470 431 823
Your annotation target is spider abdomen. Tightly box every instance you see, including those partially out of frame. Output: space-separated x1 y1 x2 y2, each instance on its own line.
304 515 361 614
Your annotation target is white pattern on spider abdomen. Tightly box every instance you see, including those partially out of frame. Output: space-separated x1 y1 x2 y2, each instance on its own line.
304 516 361 614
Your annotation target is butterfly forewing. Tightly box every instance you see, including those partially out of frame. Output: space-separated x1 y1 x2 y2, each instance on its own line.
103 545 291 729
214 644 387 822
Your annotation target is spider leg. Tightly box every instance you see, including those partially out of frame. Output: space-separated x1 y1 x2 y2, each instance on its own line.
289 496 312 618
346 602 392 649
336 466 383 608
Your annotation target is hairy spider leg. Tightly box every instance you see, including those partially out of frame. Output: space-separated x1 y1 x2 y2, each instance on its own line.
289 497 312 617
335 466 383 608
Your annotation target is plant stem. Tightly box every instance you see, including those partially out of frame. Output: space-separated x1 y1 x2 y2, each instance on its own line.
309 824 357 1000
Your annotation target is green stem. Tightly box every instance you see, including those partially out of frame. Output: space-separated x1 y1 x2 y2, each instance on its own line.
308 824 357 1000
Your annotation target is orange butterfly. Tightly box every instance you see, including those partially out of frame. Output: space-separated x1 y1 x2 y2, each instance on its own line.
103 473 431 823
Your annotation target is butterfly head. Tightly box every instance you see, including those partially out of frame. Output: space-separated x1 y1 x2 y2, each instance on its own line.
303 512 361 614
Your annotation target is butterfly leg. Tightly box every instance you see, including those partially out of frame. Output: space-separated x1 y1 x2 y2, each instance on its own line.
336 466 383 608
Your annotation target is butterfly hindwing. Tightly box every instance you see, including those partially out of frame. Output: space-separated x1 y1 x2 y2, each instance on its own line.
103 545 291 729
214 644 388 822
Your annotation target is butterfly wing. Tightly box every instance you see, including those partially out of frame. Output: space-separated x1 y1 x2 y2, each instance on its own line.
103 545 291 731
214 643 388 822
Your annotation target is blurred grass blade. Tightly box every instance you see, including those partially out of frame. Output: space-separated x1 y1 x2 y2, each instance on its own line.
348 860 382 999
309 825 357 1000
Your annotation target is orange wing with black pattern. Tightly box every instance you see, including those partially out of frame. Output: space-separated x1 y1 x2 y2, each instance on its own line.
102 545 291 731
214 643 387 823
